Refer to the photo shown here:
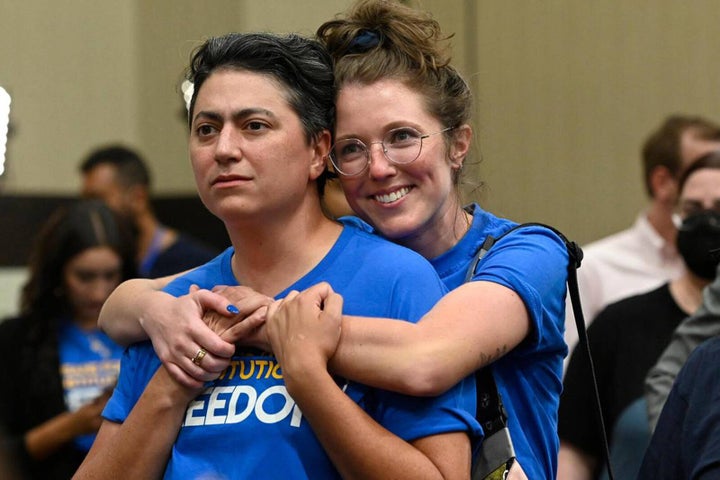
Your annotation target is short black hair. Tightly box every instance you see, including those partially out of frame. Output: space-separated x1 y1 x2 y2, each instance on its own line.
186 33 336 194
80 144 151 188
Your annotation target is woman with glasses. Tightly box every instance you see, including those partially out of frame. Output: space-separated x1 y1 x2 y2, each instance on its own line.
312 4 566 477
99 1 568 478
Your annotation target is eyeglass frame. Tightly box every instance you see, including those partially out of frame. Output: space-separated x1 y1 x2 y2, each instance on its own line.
328 126 456 177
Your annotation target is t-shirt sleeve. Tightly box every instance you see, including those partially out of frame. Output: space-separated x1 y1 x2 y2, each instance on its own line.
366 377 482 443
102 342 161 424
361 252 481 442
162 249 234 297
103 258 225 424
386 254 447 322
473 226 568 351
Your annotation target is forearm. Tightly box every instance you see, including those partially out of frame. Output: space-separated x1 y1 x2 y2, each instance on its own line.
24 412 81 460
556 442 595 480
266 284 470 478
285 368 467 480
331 283 527 396
98 277 175 345
74 368 197 480
329 315 437 394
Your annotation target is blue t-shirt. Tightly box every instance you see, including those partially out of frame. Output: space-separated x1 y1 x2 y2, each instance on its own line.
345 204 568 479
105 223 481 479
433 204 567 480
58 319 123 451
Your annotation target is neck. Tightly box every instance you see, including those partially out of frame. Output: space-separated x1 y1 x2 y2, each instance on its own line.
399 201 471 260
135 212 176 261
225 199 342 297
645 199 677 246
669 271 708 315
73 314 99 332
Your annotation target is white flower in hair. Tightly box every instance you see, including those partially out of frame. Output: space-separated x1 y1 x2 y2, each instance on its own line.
0 86 10 176
181 80 194 112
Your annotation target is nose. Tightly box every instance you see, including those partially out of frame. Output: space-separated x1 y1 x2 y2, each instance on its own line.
367 141 397 180
214 127 241 164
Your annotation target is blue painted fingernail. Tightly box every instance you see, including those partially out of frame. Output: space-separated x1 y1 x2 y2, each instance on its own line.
227 305 240 314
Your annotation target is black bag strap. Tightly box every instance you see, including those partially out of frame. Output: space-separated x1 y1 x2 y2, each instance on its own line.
466 222 614 480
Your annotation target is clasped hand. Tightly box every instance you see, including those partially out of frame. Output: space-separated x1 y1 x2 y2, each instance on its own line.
156 283 343 389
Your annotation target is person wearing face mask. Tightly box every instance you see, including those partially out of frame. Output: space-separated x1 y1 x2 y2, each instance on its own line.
562 115 720 375
644 151 720 433
558 150 720 480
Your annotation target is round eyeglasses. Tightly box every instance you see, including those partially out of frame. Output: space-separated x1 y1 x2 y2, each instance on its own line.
329 126 455 177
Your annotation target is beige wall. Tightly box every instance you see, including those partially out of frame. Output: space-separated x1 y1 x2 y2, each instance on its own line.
469 1 720 243
0 1 138 193
2 1 719 244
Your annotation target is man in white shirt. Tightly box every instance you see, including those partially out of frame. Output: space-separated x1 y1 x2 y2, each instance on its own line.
565 115 720 361
559 114 720 480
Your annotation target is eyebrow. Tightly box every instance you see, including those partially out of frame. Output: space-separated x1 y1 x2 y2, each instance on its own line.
192 108 276 125
335 123 423 141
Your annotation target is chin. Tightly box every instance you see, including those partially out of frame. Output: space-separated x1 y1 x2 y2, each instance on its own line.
373 220 417 243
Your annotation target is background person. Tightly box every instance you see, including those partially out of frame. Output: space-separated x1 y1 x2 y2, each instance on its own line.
98 1 569 478
638 334 720 479
565 115 720 368
644 152 720 430
557 151 720 480
74 31 479 480
80 144 218 277
0 200 136 479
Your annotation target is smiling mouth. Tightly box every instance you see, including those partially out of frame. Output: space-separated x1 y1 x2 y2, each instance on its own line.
374 187 411 204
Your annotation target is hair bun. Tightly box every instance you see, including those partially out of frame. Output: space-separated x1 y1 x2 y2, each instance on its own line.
347 29 381 54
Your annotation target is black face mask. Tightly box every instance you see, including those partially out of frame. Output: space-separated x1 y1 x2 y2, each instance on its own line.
677 210 720 280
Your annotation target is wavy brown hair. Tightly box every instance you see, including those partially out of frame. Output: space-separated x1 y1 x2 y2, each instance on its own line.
319 0 452 79
317 0 473 187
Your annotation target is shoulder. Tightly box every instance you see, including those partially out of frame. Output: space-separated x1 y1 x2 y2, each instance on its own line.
684 336 720 373
466 205 568 259
466 207 569 299
117 341 161 381
495 223 569 257
332 223 446 320
667 337 720 413
341 222 436 271
164 247 234 296
480 221 569 276
469 208 569 332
